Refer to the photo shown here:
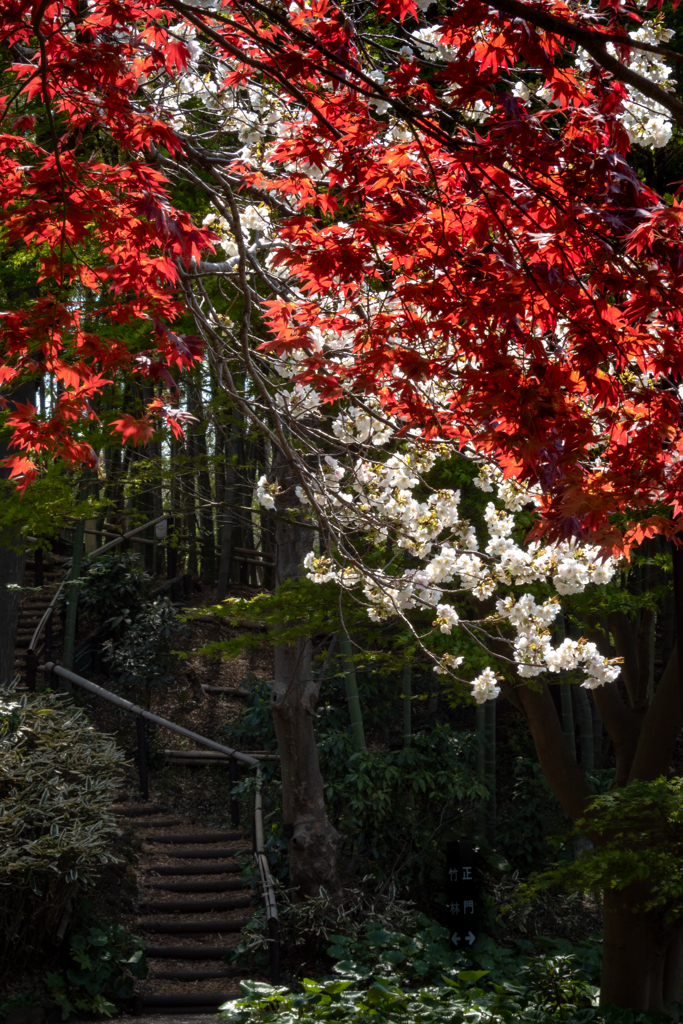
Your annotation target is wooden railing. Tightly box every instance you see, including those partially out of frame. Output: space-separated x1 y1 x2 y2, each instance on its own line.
39 661 280 984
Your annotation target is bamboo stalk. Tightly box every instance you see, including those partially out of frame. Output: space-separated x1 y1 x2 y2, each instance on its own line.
340 633 366 750
574 685 594 771
485 699 496 844
402 664 412 748
62 521 85 674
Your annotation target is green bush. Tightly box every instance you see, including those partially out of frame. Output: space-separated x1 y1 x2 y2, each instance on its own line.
0 689 125 967
65 551 149 624
46 924 147 1019
225 681 484 889
526 778 683 921
104 598 184 702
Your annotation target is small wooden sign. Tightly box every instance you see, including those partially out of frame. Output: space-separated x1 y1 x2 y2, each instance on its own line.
445 840 482 949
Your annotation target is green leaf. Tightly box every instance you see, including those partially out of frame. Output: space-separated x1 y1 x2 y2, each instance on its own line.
381 950 406 965
327 944 348 959
457 970 490 983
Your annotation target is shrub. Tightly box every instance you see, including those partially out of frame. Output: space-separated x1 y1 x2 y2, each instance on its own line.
0 688 125 967
65 550 149 624
46 924 147 1020
104 598 184 703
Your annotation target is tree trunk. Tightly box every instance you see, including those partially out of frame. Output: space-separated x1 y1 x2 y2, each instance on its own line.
270 448 340 899
602 886 682 1009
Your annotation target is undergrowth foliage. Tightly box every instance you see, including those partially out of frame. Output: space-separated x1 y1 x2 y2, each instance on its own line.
221 921 606 1024
46 924 147 1020
72 552 150 624
104 598 183 703
526 778 683 921
0 688 125 966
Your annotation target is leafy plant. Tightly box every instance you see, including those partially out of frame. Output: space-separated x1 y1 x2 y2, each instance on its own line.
225 678 485 889
104 598 184 703
0 993 42 1015
0 688 125 967
46 924 147 1020
219 923 602 1024
525 778 683 922
70 551 150 624
318 725 484 885
227 883 421 971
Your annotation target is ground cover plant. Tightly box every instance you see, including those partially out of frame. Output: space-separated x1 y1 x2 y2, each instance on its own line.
220 921 606 1024
46 924 148 1021
0 688 126 967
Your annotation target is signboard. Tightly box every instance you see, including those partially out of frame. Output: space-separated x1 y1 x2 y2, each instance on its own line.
445 840 482 949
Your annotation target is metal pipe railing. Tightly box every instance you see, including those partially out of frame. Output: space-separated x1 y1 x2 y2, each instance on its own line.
38 662 280 982
42 663 259 765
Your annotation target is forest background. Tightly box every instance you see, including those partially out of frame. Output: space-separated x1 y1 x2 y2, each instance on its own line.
4 0 683 1015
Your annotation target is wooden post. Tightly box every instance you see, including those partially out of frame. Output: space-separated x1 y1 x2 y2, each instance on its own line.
268 917 280 984
229 759 240 827
44 612 53 664
25 649 37 693
137 716 149 800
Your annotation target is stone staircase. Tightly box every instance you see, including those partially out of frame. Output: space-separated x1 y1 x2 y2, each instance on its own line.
112 803 257 1016
13 555 67 683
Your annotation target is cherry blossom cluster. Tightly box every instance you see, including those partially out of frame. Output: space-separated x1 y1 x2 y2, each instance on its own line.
261 442 623 704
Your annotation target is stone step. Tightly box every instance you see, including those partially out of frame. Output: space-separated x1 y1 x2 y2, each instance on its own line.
201 686 249 696
139 995 237 1009
149 970 238 982
140 819 185 828
151 848 250 859
111 804 168 817
143 946 238 959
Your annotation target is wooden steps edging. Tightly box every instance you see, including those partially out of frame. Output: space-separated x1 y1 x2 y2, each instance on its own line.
145 880 248 893
140 898 251 913
140 919 249 934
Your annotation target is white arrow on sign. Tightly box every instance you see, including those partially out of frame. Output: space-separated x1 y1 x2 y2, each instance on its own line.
465 932 476 946
451 933 461 947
